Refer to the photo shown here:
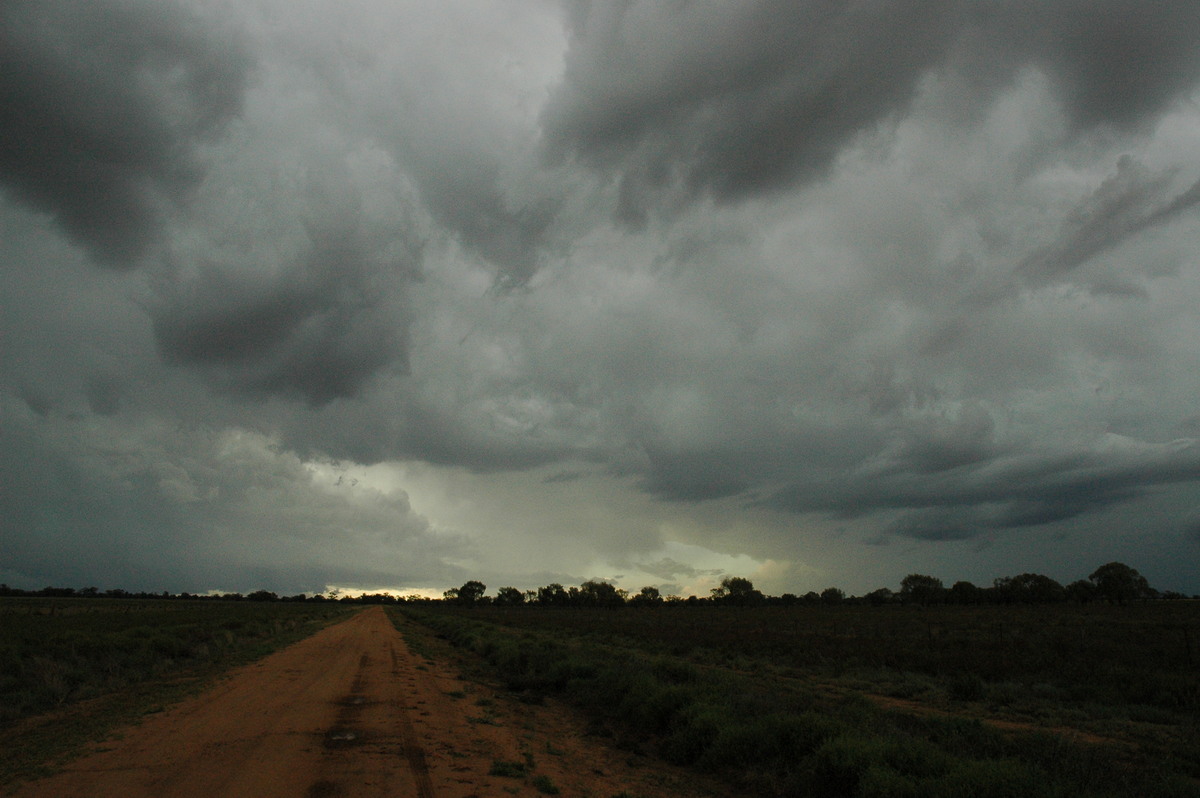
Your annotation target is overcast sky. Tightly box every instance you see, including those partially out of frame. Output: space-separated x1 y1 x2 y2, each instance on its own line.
3 0 1200 598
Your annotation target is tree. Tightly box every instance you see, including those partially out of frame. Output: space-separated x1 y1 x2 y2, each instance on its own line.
820 587 845 605
948 581 982 604
629 585 663 606
455 580 487 606
710 576 764 606
1089 562 1154 604
865 587 895 606
993 573 1065 604
494 586 525 606
536 583 570 606
576 580 626 608
899 574 945 605
1066 579 1098 603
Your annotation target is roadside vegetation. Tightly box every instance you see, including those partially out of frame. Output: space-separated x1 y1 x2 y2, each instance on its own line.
401 604 1198 796
0 598 350 784
395 564 1198 798
3 561 1195 795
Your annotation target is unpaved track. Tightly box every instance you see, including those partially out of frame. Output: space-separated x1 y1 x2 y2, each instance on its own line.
8 607 722 798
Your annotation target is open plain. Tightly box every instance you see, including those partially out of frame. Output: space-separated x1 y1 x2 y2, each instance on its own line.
5 606 721 798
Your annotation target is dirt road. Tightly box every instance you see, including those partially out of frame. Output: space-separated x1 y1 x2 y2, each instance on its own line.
8 607 720 798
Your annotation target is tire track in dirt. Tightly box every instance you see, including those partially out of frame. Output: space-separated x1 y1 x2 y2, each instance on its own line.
387 642 434 798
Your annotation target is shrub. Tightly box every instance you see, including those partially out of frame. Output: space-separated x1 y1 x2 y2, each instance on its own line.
926 758 1043 798
488 760 526 778
532 774 560 794
948 672 986 702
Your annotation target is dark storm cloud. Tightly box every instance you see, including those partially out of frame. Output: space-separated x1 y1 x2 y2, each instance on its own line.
405 160 559 289
769 437 1200 539
1026 1 1200 133
543 0 1200 221
544 0 962 217
637 449 752 502
6 0 1200 597
0 1 249 266
150 223 412 406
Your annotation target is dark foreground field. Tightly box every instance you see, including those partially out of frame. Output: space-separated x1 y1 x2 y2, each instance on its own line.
3 598 1197 796
404 601 1200 797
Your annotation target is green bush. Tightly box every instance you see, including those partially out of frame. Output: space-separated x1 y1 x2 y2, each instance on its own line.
488 759 526 778
398 605 1199 798
660 706 724 765
948 672 986 701
926 758 1044 798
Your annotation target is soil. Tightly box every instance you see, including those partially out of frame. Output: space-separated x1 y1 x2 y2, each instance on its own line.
863 693 1128 747
6 607 726 798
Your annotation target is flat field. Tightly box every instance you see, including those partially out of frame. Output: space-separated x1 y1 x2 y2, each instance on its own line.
5 599 1197 797
404 601 1200 797
4 605 727 798
0 598 351 784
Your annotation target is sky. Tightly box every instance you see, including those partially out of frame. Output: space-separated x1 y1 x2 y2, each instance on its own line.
3 1 1200 598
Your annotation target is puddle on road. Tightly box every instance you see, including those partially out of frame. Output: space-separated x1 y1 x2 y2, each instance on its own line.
323 728 362 748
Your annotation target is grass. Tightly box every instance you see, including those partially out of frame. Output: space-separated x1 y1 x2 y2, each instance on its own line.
0 598 351 786
532 773 561 794
400 602 1200 797
489 759 528 778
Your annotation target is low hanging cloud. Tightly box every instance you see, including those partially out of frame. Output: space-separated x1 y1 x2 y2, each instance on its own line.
0 1 249 266
768 434 1200 539
0 402 470 592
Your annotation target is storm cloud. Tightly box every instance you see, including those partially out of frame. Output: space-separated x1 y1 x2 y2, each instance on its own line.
0 1 249 265
544 1 1200 222
3 0 1200 597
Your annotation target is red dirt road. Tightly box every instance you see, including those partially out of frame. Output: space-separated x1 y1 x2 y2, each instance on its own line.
8 607 721 798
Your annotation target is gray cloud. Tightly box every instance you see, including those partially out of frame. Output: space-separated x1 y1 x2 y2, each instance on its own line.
282 0 567 289
150 226 412 406
4 0 1200 597
769 436 1200 540
1025 1 1200 132
1019 156 1200 283
0 1 249 266
544 0 962 219
635 557 722 583
543 1 1200 223
0 403 468 593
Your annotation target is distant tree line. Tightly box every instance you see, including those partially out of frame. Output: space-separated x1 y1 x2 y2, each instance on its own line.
432 562 1187 608
2 561 1191 606
0 585 320 602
